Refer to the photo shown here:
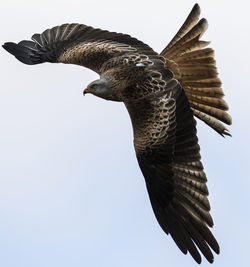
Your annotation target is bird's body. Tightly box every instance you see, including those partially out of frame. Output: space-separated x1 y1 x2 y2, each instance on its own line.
3 4 231 264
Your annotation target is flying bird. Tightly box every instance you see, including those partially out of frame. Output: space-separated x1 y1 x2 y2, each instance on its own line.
3 4 231 264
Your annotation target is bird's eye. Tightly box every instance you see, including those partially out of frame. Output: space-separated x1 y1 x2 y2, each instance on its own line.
92 84 97 89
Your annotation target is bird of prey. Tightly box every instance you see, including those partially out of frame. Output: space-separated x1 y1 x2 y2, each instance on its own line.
3 3 231 264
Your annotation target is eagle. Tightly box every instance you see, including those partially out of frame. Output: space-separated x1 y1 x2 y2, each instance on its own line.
3 4 231 264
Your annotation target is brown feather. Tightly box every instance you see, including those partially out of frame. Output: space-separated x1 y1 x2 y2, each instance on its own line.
180 78 222 88
189 101 232 125
162 18 208 58
174 48 215 62
184 86 224 97
192 109 231 136
162 3 201 53
160 8 231 136
166 36 210 60
186 94 229 110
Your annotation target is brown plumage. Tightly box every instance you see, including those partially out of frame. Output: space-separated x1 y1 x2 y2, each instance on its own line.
161 4 231 136
2 3 231 264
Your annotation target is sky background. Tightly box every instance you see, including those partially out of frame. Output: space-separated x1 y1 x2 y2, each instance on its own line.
0 0 249 266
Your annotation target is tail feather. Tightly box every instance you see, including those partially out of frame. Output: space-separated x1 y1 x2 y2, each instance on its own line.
179 67 218 81
186 93 229 111
192 109 231 137
167 36 210 60
180 78 222 88
184 86 224 97
163 3 201 53
174 48 215 62
163 18 208 58
189 101 232 125
160 4 232 136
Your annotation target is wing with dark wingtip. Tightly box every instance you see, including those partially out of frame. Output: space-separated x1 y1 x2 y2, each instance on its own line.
124 68 219 264
3 23 157 74
160 4 232 136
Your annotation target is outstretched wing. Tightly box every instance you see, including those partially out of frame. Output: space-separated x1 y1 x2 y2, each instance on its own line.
124 68 219 264
161 4 232 136
2 23 157 74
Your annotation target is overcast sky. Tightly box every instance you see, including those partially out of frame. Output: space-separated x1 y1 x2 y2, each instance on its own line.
0 0 249 266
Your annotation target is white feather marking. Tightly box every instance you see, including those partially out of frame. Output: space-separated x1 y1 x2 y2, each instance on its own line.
136 63 145 67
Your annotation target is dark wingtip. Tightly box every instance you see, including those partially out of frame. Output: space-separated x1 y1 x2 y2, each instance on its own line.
194 255 202 264
193 3 200 11
221 129 232 138
192 3 201 15
2 42 8 48
2 41 39 65
2 42 21 57
2 42 16 55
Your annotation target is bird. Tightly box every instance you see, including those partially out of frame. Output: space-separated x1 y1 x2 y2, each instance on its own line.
2 3 231 264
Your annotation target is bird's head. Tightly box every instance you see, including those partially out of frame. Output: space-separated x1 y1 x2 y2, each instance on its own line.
83 78 114 100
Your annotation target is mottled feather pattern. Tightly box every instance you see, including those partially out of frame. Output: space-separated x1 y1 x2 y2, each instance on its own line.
100 53 157 73
127 90 177 156
122 66 174 101
58 41 137 72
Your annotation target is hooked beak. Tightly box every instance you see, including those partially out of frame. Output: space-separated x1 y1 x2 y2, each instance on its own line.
83 87 92 96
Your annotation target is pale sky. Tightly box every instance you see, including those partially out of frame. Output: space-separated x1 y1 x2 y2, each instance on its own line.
0 0 249 266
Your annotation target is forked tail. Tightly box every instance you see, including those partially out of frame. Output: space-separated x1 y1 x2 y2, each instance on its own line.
161 4 232 136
